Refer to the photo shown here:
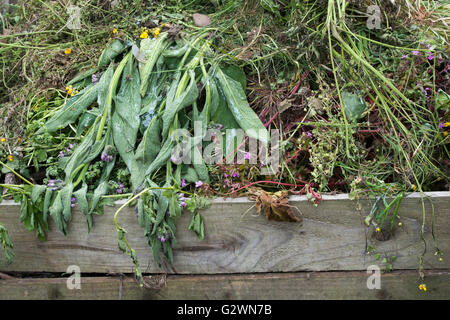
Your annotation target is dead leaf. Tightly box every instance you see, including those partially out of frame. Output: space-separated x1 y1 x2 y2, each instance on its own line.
278 98 294 113
193 13 212 27
250 188 301 222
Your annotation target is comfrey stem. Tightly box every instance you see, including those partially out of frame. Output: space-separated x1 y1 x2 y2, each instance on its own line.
113 186 175 229
96 52 132 142
0 161 33 186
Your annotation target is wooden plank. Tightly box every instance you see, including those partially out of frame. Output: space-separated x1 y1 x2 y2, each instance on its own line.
1 270 449 300
0 192 449 273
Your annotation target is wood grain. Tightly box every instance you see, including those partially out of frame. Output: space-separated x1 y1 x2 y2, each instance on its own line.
1 270 449 300
0 192 449 274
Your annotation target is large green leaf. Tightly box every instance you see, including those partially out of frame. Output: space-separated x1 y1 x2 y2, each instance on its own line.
161 70 199 139
31 185 46 204
188 212 205 240
38 83 98 133
215 66 269 144
97 64 115 113
73 183 91 231
132 116 161 190
112 59 141 171
139 33 169 97
49 192 67 235
60 183 74 223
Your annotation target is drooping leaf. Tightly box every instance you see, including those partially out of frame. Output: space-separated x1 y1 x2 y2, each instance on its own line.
38 83 98 133
215 66 269 144
89 153 115 215
97 64 115 113
60 183 74 223
161 70 199 140
112 58 141 171
143 134 175 179
139 33 169 97
221 64 247 90
98 39 126 69
49 192 67 235
188 212 205 240
73 183 91 231
43 188 53 223
31 185 46 204
131 116 161 190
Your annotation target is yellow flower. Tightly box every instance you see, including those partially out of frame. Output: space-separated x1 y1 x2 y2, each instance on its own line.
376 227 380 232
153 27 160 38
412 184 417 191
66 85 73 95
17 138 21 143
439 257 443 262
398 222 402 227
444 132 448 137
64 48 72 55
112 27 118 34
7 155 13 162
140 31 149 39
0 138 5 143
445 122 450 127
418 284 427 291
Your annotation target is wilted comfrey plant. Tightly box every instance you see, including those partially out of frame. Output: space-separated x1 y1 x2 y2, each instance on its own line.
15 29 269 287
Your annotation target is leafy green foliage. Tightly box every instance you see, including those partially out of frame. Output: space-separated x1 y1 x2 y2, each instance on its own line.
0 224 14 264
341 91 367 123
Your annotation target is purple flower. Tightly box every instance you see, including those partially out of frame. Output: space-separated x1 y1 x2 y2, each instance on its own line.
244 152 251 160
427 52 434 60
232 172 237 178
59 151 65 158
306 131 313 139
116 182 124 194
412 50 419 56
181 179 186 188
71 197 76 203
47 179 63 188
401 54 408 59
69 144 74 149
195 181 203 188
170 154 177 163
439 123 445 129
101 152 113 162
92 73 99 85
70 203 76 208
224 173 228 178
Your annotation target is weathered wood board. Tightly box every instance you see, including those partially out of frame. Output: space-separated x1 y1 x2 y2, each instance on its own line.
0 192 449 274
1 271 449 300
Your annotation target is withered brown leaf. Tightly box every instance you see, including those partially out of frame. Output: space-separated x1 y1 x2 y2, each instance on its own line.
250 188 301 222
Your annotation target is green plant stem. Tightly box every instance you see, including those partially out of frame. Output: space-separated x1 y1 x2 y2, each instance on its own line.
0 161 33 186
